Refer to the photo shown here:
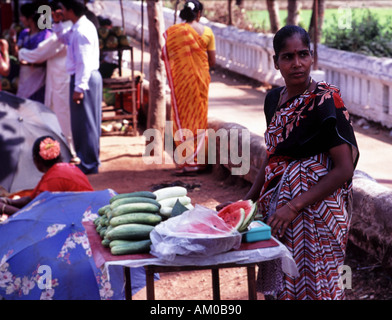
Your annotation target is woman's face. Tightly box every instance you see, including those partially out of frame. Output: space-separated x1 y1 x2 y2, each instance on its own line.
20 16 32 29
274 33 313 88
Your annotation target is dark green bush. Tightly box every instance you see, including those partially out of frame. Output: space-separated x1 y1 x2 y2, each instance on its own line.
323 10 392 58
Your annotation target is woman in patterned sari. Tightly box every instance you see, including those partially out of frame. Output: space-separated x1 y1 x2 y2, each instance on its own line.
162 0 215 174
244 26 359 299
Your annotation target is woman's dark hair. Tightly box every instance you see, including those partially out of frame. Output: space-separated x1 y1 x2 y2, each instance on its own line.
59 0 86 17
50 0 62 11
179 0 203 22
273 25 311 58
20 3 41 25
32 135 62 168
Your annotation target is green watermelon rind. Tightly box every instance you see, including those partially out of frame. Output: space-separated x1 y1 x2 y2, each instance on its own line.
234 208 246 230
238 202 257 232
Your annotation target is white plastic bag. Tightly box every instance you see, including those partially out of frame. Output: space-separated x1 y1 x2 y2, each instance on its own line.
150 205 242 261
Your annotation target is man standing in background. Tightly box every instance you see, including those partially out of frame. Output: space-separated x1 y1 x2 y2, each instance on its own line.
52 0 102 174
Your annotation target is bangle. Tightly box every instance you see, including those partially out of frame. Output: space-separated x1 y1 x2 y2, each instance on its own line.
286 201 299 215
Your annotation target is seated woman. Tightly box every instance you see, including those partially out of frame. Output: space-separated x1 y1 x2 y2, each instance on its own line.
1 136 93 217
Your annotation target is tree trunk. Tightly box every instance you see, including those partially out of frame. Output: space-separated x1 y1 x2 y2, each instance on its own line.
266 0 280 33
146 0 166 138
309 0 325 42
287 0 301 26
173 0 180 24
228 0 233 26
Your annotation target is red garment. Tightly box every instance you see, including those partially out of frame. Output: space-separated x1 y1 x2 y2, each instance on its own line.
30 163 94 199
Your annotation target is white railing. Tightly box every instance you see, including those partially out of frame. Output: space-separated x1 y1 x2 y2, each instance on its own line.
91 0 392 128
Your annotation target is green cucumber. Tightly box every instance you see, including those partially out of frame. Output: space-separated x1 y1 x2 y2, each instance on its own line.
110 239 152 255
94 216 101 226
110 212 162 227
110 191 156 204
109 239 134 248
106 223 155 241
111 202 159 217
98 204 110 216
99 227 107 238
110 196 161 210
101 238 111 247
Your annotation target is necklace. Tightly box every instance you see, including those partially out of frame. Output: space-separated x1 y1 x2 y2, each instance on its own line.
278 77 313 107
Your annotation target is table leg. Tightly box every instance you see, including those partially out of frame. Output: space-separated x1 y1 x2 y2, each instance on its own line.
211 268 220 300
247 265 257 300
124 266 132 300
145 266 156 300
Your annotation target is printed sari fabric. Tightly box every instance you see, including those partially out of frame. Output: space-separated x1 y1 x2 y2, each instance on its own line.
258 82 359 300
162 23 212 168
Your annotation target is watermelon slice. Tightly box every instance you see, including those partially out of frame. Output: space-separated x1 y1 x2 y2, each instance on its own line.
217 200 257 231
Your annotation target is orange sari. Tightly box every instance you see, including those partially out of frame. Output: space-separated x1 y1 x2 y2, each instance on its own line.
162 23 211 169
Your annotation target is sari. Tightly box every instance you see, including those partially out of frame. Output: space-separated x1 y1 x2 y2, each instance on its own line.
162 23 214 169
16 28 52 103
30 163 93 199
258 82 359 300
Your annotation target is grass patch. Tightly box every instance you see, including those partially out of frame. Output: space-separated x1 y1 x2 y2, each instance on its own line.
246 7 392 36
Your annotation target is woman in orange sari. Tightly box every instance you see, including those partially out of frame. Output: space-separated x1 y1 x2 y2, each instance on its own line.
162 0 216 174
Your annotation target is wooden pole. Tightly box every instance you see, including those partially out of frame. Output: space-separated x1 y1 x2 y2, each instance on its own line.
119 0 125 30
313 0 319 70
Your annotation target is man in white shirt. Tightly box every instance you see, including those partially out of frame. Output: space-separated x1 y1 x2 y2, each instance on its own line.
52 0 102 174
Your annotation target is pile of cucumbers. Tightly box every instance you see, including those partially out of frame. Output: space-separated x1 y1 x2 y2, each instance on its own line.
94 186 191 255
95 190 162 255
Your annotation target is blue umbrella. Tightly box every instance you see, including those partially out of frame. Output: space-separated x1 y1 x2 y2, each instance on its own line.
0 189 150 300
0 91 72 193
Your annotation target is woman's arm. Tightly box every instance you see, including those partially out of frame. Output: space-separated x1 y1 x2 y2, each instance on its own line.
267 143 354 238
207 50 216 68
216 152 268 211
18 34 65 64
0 196 32 216
0 39 10 76
244 153 268 202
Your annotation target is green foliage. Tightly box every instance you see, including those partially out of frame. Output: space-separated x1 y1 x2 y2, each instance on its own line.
322 10 392 58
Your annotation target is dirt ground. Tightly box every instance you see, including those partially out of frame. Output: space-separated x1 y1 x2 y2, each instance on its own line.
88 133 392 300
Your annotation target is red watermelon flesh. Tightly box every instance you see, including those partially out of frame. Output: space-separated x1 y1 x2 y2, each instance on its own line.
175 212 235 236
217 200 257 231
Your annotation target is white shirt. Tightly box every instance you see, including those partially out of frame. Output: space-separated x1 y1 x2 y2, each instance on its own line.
19 21 73 140
53 15 99 93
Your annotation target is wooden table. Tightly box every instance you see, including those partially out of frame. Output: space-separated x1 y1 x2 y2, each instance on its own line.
84 221 297 300
101 46 139 135
123 262 258 300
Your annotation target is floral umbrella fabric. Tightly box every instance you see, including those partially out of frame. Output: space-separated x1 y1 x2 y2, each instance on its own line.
0 189 149 300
